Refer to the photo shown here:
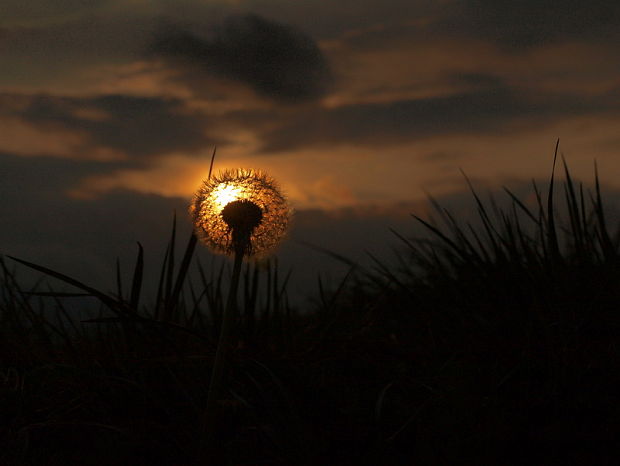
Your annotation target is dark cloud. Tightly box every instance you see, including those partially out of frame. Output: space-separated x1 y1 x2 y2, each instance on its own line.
0 150 111 195
1 93 218 160
150 14 332 102
316 0 620 50
448 73 505 90
0 0 109 21
0 15 154 70
454 0 620 48
237 84 620 152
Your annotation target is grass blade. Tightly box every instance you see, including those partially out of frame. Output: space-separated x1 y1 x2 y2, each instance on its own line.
129 242 144 311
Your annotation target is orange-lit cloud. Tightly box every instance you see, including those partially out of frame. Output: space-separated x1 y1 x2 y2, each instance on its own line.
0 116 125 161
2 2 620 215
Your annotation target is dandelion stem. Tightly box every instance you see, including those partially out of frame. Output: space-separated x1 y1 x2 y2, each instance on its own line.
202 246 244 452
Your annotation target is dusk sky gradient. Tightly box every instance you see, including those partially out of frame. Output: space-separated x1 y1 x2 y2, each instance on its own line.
2 0 620 303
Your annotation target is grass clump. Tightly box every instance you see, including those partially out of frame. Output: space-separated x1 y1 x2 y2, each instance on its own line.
1 145 619 465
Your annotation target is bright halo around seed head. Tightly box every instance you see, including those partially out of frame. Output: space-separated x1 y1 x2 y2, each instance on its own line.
191 168 291 257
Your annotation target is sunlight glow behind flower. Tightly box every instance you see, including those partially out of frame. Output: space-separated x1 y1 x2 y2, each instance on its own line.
191 168 291 256
210 184 245 211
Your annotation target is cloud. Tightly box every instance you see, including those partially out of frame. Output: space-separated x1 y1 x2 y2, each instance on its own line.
150 14 332 102
451 0 620 48
0 92 218 160
232 83 620 152
0 0 110 24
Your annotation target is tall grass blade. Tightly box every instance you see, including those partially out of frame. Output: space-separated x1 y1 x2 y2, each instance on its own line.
562 156 584 257
593 160 615 260
208 146 216 179
164 212 177 319
7 256 124 316
168 233 198 318
155 242 170 320
546 139 561 264
129 242 144 311
116 258 123 302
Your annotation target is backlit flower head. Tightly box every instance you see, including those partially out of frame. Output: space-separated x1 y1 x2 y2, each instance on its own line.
191 168 291 256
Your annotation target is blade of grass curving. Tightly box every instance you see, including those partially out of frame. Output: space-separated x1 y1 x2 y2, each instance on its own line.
579 183 589 253
197 257 217 328
499 211 520 263
168 233 198 317
441 207 480 258
504 187 539 225
562 156 584 256
426 193 454 230
593 160 615 260
35 314 68 353
47 294 81 355
316 266 356 340
532 179 546 224
546 140 561 264
116 258 123 302
129 242 144 311
531 180 550 258
489 195 516 257
366 250 410 293
52 292 81 337
154 242 170 319
7 256 124 315
466 222 491 263
163 212 177 319
296 240 358 268
389 227 418 252
277 268 292 304
461 169 501 255
412 214 470 262
1 258 43 328
188 284 208 328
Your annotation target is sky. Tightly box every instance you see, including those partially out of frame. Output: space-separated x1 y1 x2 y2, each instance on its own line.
2 0 620 306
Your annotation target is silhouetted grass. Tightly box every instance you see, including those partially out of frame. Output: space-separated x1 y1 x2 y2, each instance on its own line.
2 146 619 465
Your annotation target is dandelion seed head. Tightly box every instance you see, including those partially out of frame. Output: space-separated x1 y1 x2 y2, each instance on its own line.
191 168 291 256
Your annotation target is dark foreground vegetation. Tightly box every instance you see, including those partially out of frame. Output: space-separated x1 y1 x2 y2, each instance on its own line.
2 156 619 465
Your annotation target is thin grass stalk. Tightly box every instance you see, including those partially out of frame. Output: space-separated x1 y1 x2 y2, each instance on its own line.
129 242 144 311
154 243 170 320
546 140 562 266
202 247 244 452
593 161 615 261
115 258 123 303
163 214 177 321
167 232 198 322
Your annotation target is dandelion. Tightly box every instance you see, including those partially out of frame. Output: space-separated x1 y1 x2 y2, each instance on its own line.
191 168 290 257
191 167 291 452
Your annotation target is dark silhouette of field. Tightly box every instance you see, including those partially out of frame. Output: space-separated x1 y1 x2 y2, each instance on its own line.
2 154 619 465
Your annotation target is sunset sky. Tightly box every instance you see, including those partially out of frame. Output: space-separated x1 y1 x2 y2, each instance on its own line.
2 1 620 303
